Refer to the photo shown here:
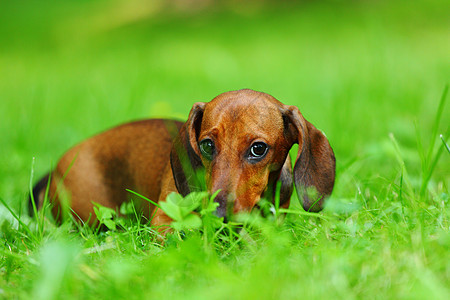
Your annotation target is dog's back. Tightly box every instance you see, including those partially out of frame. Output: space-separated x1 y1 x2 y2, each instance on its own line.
30 119 183 222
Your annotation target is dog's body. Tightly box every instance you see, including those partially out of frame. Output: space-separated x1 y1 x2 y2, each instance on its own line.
31 89 336 227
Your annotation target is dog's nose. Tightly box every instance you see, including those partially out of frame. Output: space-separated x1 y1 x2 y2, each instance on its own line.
215 205 228 223
213 191 232 223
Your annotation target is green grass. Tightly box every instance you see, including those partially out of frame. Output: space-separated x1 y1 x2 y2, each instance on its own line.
0 0 449 299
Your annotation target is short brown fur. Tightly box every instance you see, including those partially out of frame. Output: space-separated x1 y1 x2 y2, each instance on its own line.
31 89 335 228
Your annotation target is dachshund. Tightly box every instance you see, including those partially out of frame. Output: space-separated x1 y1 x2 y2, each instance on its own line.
30 89 335 228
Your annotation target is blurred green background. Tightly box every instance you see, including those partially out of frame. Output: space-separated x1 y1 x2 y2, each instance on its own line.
0 0 447 210
0 1 449 299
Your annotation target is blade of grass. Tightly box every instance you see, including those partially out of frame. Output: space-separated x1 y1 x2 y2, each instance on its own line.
399 167 404 215
278 208 331 220
39 169 52 236
420 85 448 197
126 189 161 209
425 85 448 165
440 134 450 154
414 120 426 175
0 197 35 242
274 180 281 218
56 156 78 223
389 133 415 200
422 132 449 197
29 157 39 225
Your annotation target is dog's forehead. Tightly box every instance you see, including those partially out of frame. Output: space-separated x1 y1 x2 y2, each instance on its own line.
207 90 282 120
209 89 281 107
201 89 284 137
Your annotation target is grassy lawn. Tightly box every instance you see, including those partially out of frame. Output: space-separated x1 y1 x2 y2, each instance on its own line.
0 0 448 299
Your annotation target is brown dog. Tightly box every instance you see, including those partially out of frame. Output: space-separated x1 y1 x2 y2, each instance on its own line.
30 89 335 227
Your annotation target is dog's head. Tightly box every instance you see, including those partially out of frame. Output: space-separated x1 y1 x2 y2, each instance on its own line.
170 89 335 218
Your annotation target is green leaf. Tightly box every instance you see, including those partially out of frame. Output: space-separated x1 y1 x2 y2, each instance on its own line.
161 192 205 221
103 219 116 231
180 192 206 213
200 200 219 216
159 195 184 221
92 202 118 230
119 201 135 215
171 214 202 231
93 203 116 220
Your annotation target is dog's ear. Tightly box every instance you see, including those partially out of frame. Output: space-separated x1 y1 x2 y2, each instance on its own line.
282 106 336 211
170 102 206 196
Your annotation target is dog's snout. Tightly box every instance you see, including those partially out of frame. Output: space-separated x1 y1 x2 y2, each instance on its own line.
215 205 228 222
213 191 233 222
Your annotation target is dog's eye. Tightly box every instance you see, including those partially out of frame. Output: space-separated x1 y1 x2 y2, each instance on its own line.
249 142 268 159
199 138 215 159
